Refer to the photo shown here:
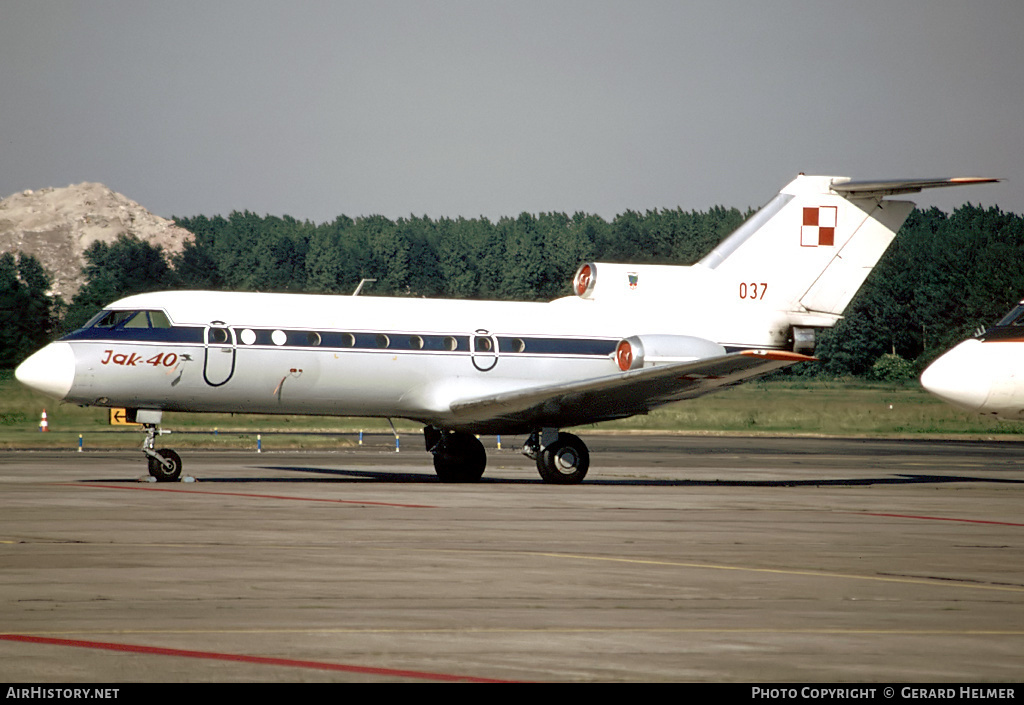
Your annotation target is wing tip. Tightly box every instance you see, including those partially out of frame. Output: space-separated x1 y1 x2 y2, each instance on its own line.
740 349 818 363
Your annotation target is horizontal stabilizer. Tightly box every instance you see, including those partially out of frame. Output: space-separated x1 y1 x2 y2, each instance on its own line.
830 177 1001 198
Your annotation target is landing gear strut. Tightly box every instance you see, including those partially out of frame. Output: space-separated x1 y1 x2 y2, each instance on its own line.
525 429 590 485
425 428 487 482
142 422 181 482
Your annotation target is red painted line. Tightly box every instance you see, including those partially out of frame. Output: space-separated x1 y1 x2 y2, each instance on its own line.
0 634 511 683
853 512 1024 527
62 483 434 509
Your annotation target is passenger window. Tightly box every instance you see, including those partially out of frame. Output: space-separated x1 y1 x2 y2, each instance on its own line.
209 327 230 344
149 310 171 328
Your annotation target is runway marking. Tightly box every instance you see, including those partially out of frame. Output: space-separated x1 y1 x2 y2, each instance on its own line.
0 634 511 683
60 483 435 508
851 511 1024 527
382 547 1024 594
522 551 1024 592
11 627 1024 636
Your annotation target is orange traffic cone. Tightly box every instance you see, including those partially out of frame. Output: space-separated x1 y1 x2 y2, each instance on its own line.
39 410 48 432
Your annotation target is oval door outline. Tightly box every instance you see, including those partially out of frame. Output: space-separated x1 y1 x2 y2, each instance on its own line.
471 329 499 372
203 323 237 387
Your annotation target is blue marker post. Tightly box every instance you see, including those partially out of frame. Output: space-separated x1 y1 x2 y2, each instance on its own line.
387 419 400 453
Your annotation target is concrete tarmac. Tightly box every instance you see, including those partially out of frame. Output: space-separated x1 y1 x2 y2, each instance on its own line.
1 434 1023 683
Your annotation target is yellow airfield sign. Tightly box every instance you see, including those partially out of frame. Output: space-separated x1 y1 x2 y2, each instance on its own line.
109 408 140 426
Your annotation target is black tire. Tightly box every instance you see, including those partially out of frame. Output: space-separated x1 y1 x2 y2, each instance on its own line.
148 449 182 482
536 432 589 484
433 432 487 482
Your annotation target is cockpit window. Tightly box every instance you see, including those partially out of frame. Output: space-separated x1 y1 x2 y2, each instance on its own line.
149 310 171 328
124 312 151 328
90 309 172 329
92 310 135 328
996 304 1024 327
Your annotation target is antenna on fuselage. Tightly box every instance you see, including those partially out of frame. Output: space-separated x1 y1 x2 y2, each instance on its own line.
352 278 376 296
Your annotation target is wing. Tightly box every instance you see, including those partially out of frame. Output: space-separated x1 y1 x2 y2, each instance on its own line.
446 350 814 433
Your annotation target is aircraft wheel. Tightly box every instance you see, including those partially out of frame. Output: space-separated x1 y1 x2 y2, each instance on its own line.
148 449 182 482
433 432 487 483
536 432 589 485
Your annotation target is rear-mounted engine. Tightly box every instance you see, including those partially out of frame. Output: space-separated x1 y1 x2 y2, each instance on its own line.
613 334 726 371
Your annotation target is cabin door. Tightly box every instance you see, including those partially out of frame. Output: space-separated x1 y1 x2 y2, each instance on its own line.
471 329 499 372
203 323 237 386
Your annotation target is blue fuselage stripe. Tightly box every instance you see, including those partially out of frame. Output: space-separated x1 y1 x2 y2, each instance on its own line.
62 326 620 357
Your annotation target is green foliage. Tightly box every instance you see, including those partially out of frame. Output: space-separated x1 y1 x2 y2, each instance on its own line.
0 252 59 367
167 204 743 301
870 353 916 382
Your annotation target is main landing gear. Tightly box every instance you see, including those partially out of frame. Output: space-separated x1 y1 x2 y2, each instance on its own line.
142 422 182 482
425 427 590 484
523 429 590 485
425 428 487 482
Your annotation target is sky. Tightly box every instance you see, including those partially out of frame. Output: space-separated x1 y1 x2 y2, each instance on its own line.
1 0 1021 223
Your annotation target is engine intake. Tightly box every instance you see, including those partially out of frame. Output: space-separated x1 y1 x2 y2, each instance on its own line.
572 262 693 300
614 335 726 371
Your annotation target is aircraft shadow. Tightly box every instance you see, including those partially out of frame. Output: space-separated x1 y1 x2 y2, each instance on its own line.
87 466 1024 487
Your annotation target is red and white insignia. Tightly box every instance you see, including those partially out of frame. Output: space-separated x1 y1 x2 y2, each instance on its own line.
801 206 837 247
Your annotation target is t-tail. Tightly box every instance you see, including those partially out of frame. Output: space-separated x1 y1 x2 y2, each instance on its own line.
571 175 999 351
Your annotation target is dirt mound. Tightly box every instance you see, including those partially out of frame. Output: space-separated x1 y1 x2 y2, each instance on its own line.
0 182 193 300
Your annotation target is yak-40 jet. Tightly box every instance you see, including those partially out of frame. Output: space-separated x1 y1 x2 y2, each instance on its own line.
16 174 997 484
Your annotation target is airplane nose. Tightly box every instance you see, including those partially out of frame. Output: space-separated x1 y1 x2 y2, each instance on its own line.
14 342 76 400
920 339 990 411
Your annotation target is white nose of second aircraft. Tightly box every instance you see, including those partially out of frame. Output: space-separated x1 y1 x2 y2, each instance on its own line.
920 339 992 412
14 342 76 401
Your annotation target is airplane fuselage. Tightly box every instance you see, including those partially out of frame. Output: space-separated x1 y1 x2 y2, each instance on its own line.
43 286 792 433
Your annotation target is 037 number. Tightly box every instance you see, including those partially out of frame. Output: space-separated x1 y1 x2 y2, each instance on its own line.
739 282 768 300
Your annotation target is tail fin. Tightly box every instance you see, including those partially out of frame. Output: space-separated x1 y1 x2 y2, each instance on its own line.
697 175 998 322
567 175 998 325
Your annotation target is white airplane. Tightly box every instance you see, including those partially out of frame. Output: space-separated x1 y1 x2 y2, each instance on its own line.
15 174 997 484
921 300 1024 419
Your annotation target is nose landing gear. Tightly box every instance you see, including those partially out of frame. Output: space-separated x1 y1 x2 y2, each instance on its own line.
140 416 182 482
147 445 182 482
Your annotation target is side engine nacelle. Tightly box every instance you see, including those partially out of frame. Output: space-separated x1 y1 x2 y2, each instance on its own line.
613 334 726 372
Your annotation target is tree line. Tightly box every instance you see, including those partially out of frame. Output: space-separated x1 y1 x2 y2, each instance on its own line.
3 203 1022 379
